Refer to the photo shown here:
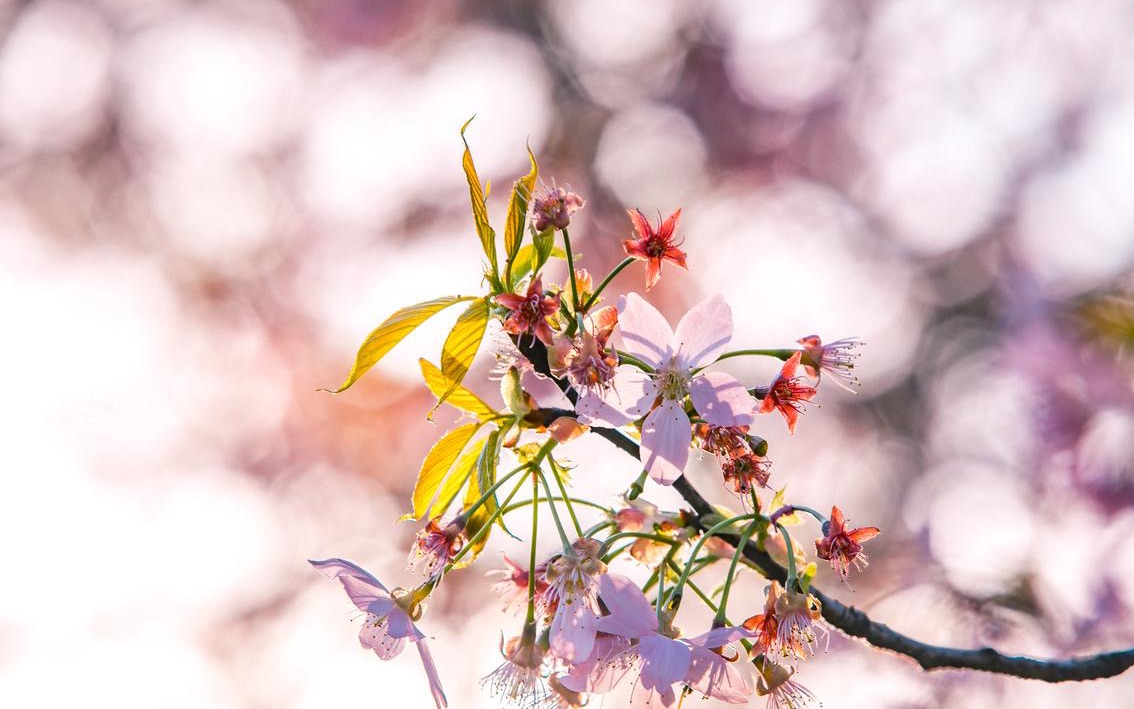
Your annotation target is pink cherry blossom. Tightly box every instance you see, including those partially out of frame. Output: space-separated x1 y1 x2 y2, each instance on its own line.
310 558 448 709
576 293 757 484
684 626 754 704
542 538 607 663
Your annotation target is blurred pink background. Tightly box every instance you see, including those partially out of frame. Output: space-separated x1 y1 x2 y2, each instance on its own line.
4 0 1134 706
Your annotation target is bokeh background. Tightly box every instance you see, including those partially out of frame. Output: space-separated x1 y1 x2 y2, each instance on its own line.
4 0 1134 706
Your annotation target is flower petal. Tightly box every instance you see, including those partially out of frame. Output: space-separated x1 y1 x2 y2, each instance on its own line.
384 607 425 641
550 598 598 663
416 640 449 708
575 367 657 426
686 626 753 648
638 634 692 690
686 646 750 704
310 558 394 613
617 293 674 368
690 371 756 427
640 400 690 485
673 296 732 370
595 573 658 638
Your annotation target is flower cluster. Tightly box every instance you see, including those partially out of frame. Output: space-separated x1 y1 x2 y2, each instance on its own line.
312 136 877 709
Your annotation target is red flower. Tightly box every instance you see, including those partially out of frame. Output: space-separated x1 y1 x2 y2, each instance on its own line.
797 335 862 393
742 581 781 657
758 352 817 434
408 517 466 580
815 506 879 583
622 208 688 291
495 276 561 345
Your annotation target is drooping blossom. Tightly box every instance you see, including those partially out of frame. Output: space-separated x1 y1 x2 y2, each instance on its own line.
549 305 619 398
797 335 862 393
772 586 825 662
591 573 692 707
815 506 880 583
309 558 448 708
408 517 466 580
532 184 585 232
753 659 816 709
696 423 773 496
758 352 817 434
742 581 782 658
722 452 772 495
623 208 688 291
496 275 561 346
481 630 547 705
542 538 607 662
488 553 548 614
577 293 758 484
684 627 754 704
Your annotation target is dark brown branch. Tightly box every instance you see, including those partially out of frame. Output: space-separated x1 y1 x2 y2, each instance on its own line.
514 335 1134 682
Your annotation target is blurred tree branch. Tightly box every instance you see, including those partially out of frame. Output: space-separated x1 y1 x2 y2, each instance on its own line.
516 335 1134 683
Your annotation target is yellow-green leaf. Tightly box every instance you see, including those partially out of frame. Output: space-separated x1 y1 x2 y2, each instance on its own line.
432 436 487 519
462 429 501 563
321 295 474 394
461 117 497 282
503 146 538 286
411 422 480 520
435 297 490 410
419 359 497 421
511 241 566 285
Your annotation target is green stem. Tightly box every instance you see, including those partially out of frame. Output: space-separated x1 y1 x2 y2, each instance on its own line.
712 348 799 365
667 513 761 608
583 520 616 539
599 531 680 563
715 518 760 625
538 469 574 551
774 522 800 589
562 228 580 315
501 496 613 517
525 468 539 625
581 257 635 313
614 350 655 372
461 458 528 520
548 456 582 537
447 473 529 568
626 469 649 500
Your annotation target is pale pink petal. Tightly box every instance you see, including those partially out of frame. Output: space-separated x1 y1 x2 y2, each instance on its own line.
560 635 633 693
685 646 750 704
640 400 691 485
310 558 395 613
416 640 449 708
595 573 658 638
521 368 572 410
686 626 753 648
617 293 675 368
689 371 756 427
550 598 598 663
673 296 732 370
630 680 674 708
638 634 692 691
384 607 425 641
575 367 657 426
361 623 407 659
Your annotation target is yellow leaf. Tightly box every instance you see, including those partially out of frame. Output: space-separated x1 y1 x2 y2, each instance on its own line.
419 359 497 421
412 422 480 520
462 429 500 562
503 146 538 286
432 437 487 520
435 297 490 410
511 242 566 285
321 296 474 394
461 117 498 282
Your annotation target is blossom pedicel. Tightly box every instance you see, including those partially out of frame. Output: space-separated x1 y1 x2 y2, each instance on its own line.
314 126 876 709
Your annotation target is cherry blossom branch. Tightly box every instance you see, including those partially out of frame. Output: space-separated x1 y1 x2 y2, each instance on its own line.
515 336 1134 683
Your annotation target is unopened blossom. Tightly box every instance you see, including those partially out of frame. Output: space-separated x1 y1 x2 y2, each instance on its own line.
408 517 465 579
797 335 862 393
591 573 692 707
496 275 561 346
754 659 815 709
309 558 448 708
623 208 688 291
532 184 585 232
758 352 817 434
722 451 772 495
543 538 607 662
482 631 547 705
684 626 754 704
773 586 824 662
815 506 880 583
613 496 688 565
577 293 758 484
488 554 548 614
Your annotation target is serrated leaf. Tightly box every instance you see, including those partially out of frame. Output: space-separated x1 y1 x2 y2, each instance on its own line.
435 297 490 411
322 296 474 393
512 240 565 285
503 147 538 287
432 437 487 519
411 422 480 520
419 359 497 421
460 117 498 284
